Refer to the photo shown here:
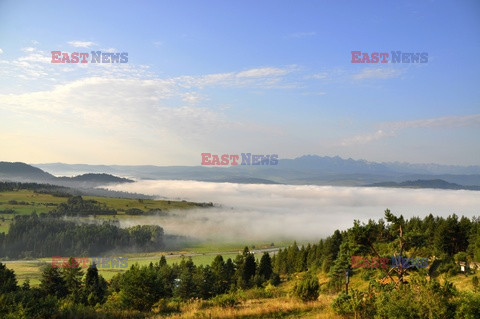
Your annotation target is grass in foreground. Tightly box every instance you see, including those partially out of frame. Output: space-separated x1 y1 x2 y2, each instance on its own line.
160 296 343 319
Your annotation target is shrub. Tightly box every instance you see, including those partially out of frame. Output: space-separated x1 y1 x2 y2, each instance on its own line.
455 292 480 319
151 298 181 314
332 292 353 315
293 272 319 301
212 294 239 308
472 276 479 292
332 290 375 319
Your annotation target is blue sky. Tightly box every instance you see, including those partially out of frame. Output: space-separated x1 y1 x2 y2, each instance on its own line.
0 0 479 165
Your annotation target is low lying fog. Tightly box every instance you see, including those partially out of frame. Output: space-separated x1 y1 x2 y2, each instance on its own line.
108 180 480 242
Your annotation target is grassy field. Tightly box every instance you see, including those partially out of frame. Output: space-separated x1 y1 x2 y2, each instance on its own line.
4 252 241 285
0 189 206 234
161 295 343 319
1 188 293 286
3 241 286 284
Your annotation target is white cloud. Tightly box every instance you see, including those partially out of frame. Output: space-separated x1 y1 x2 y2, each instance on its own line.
342 129 393 146
0 48 4 54
0 75 236 164
237 67 289 78
100 47 117 53
286 31 316 39
21 47 36 53
153 41 163 48
352 67 403 80
342 114 480 146
181 92 204 104
310 72 328 80
387 114 480 130
176 66 295 89
68 41 97 48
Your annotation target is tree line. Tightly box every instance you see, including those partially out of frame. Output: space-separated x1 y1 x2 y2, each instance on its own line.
0 213 164 258
0 247 278 317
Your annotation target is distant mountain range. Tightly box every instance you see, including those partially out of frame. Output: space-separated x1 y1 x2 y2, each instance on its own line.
32 155 480 188
2 155 480 190
0 162 132 187
367 179 480 191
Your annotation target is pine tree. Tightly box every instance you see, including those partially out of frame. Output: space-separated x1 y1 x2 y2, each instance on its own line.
176 258 197 299
211 255 229 294
258 252 273 281
62 257 84 301
83 263 107 305
243 252 256 288
0 262 18 294
40 265 67 298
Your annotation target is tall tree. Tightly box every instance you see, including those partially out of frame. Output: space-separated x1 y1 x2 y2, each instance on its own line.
62 257 84 301
243 252 257 288
83 263 107 306
258 252 273 281
40 265 67 298
0 262 17 294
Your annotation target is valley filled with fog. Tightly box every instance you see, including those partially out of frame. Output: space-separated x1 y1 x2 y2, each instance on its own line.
108 180 480 242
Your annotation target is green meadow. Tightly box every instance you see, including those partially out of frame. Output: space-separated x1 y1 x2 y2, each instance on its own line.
0 189 203 234
0 187 286 285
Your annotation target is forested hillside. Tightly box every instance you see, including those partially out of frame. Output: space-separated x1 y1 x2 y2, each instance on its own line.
1 210 480 318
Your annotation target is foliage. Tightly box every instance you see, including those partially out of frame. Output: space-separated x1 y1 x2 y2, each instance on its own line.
0 213 164 258
293 272 320 301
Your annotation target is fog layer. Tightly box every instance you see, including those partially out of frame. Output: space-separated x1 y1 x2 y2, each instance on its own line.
108 180 480 242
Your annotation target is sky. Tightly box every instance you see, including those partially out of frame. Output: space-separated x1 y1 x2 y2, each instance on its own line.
0 0 479 166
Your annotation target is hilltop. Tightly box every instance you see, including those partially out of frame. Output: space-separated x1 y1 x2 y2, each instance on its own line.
0 162 133 187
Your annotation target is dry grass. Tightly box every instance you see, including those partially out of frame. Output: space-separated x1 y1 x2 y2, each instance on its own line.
156 295 343 319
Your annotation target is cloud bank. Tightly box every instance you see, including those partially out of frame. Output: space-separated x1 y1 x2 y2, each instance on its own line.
108 180 480 242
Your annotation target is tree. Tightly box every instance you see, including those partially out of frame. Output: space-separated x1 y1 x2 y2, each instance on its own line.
176 258 197 299
211 255 229 294
83 263 107 305
243 252 256 288
329 241 353 292
0 262 17 294
62 257 84 301
40 265 67 298
258 252 273 281
120 264 162 311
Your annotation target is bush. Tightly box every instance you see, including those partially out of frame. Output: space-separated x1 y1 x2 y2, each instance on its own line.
151 298 181 314
374 277 457 319
455 292 480 319
264 283 280 298
437 257 460 277
332 292 353 315
212 294 239 308
293 273 319 301
472 276 479 293
332 290 376 319
125 208 144 215
269 273 281 286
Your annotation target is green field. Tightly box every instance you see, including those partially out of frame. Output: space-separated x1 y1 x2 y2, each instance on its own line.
0 189 205 234
0 188 292 286
4 252 244 285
